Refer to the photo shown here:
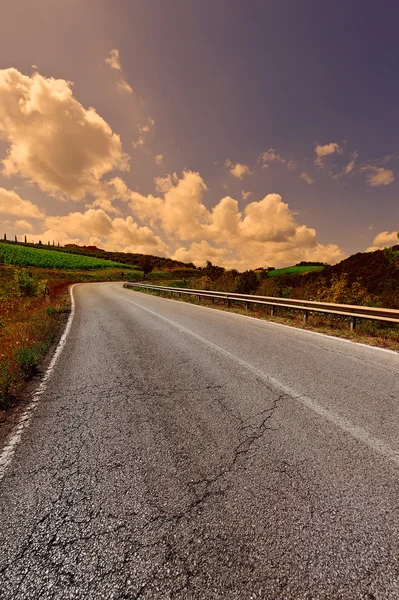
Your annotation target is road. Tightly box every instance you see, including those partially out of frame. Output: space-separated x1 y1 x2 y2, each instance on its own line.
0 282 399 599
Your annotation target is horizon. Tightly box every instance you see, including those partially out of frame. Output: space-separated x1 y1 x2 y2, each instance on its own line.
1 1 398 269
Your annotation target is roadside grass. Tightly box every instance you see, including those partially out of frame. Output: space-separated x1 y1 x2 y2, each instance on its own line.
127 285 399 352
0 265 148 411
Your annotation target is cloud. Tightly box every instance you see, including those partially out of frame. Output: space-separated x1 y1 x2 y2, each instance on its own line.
105 49 121 71
287 160 299 171
241 191 253 201
300 172 315 185
361 166 394 187
155 154 164 165
314 142 342 167
15 219 33 232
30 208 168 255
258 148 286 168
133 119 156 150
0 69 129 201
225 159 252 179
0 187 45 219
105 49 133 94
117 77 133 94
114 169 345 268
366 230 398 251
343 151 358 175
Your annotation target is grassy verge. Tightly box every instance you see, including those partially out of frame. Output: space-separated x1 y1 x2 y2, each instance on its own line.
126 285 399 352
0 265 144 411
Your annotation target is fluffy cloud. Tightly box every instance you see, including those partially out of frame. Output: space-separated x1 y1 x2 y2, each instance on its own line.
314 142 342 167
366 230 398 251
241 191 253 201
300 172 315 185
225 159 252 179
0 187 45 219
30 208 168 255
114 169 345 268
105 49 121 71
361 166 394 187
0 69 129 201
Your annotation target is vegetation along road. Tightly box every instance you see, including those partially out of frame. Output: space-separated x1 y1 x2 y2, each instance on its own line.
0 282 398 599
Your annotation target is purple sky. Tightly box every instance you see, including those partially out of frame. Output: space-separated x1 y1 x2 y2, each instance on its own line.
0 0 398 268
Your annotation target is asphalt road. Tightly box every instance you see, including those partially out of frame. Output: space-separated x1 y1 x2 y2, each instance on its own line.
1 282 399 599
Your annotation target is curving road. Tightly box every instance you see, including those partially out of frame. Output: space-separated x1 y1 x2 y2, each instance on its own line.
0 282 399 599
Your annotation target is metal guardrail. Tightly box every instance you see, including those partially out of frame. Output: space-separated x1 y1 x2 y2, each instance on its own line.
125 282 399 330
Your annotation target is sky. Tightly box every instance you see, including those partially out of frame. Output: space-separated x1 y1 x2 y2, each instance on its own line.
0 0 398 269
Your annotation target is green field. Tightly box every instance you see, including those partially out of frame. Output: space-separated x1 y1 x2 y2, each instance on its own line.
0 243 136 270
268 265 324 277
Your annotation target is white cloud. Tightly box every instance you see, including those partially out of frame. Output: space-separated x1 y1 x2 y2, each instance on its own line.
0 187 45 219
31 208 168 255
113 170 345 269
225 159 252 179
105 49 133 94
314 142 343 167
361 166 394 187
258 148 286 168
133 119 156 150
366 230 398 251
15 219 33 232
117 77 133 94
105 49 121 71
343 151 358 175
300 172 315 185
241 191 253 201
0 69 129 201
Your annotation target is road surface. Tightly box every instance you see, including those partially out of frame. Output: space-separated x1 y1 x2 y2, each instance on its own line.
0 282 398 599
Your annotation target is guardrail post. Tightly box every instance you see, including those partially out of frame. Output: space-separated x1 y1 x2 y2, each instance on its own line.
350 317 356 331
211 297 215 304
198 295 201 302
227 297 231 307
271 306 275 316
245 301 249 310
303 310 308 323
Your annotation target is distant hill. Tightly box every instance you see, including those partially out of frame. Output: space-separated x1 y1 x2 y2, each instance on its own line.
261 247 399 308
0 241 198 272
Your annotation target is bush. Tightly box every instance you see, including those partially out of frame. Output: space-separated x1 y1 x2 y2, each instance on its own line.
46 306 58 318
14 269 37 296
14 346 39 379
0 362 13 409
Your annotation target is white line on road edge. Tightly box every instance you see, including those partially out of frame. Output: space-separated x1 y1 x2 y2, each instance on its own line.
0 285 77 482
122 295 399 468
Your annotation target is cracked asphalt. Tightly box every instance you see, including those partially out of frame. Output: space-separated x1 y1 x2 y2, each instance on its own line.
1 282 399 599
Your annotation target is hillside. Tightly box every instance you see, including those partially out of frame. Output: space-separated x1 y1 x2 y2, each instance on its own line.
255 247 399 308
0 242 138 270
8 241 198 271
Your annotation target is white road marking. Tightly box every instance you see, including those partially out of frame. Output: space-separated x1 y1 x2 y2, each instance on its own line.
0 285 77 482
121 293 399 467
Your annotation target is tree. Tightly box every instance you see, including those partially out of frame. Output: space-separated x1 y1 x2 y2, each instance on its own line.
203 260 225 281
236 270 259 294
139 255 154 277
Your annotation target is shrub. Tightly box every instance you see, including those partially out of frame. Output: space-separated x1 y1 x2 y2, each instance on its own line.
0 362 14 409
46 306 58 318
14 345 39 379
14 269 37 296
